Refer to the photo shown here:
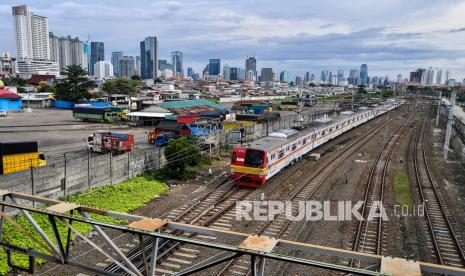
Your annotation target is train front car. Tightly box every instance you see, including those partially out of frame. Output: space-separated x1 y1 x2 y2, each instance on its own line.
230 147 267 188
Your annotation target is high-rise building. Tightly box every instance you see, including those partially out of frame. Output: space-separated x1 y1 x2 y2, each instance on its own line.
436 69 443 85
187 67 193 78
158 60 172 72
171 51 183 78
245 56 257 80
49 33 88 74
409 68 425 83
12 5 59 77
135 56 141 76
83 41 91 75
238 68 245 81
111 51 123 77
348 69 359 85
119 56 135 78
140 36 158 79
304 72 310 83
208 59 220 76
359 64 368 85
223 64 230 81
320 70 329 83
230 67 239 81
260 68 273 82
295 76 303 86
90 42 104 75
12 5 50 60
279 71 288 83
337 70 344 85
93 61 113 79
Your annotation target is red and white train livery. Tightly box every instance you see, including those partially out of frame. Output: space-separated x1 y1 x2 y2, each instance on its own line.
230 102 400 188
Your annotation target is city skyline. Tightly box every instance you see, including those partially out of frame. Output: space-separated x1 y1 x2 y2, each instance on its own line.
2 0 465 79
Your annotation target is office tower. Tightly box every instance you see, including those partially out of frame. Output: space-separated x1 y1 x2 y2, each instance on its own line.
12 5 59 77
260 68 273 82
409 68 425 83
90 42 104 75
111 51 123 77
348 69 359 85
187 67 193 78
119 56 135 78
320 70 330 83
436 69 443 84
223 64 231 81
230 67 239 81
140 36 158 79
83 41 91 75
245 70 255 81
238 68 245 81
245 56 257 80
158 60 172 72
304 72 310 83
93 61 113 78
359 64 368 85
208 59 220 76
310 74 315 82
135 56 141 76
171 51 183 78
295 76 302 86
202 64 209 78
280 71 289 83
337 70 344 85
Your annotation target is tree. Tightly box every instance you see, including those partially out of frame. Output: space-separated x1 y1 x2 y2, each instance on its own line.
38 81 55 92
357 85 367 94
54 65 92 101
164 138 201 179
131 75 141 80
102 78 142 98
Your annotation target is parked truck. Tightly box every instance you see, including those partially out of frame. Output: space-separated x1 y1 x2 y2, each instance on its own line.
87 131 134 154
73 106 119 123
0 141 46 174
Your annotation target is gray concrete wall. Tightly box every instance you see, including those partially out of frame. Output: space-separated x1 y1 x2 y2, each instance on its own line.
0 148 165 200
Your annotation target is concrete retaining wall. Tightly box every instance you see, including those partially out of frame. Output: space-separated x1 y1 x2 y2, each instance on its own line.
0 148 165 200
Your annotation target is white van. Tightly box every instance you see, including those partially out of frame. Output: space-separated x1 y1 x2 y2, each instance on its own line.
0 110 7 117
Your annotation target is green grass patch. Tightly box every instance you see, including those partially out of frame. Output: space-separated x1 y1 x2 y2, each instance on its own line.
393 168 414 209
0 175 168 275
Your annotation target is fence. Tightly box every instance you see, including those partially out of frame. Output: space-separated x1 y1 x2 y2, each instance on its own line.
0 147 165 201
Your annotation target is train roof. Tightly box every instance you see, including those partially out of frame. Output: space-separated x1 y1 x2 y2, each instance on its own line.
245 105 386 152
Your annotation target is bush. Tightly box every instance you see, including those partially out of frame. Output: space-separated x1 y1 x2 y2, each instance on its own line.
164 138 202 179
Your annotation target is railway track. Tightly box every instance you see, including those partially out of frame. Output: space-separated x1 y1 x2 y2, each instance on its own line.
104 174 255 274
413 114 465 267
350 112 413 266
218 107 406 276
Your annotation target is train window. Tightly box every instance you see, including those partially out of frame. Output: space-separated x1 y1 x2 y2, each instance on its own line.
336 125 339 129
286 146 290 151
292 143 297 151
271 153 275 160
303 138 307 145
278 150 284 159
322 130 326 136
245 149 265 167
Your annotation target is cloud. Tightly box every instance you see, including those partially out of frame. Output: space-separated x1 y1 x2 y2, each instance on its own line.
2 0 465 79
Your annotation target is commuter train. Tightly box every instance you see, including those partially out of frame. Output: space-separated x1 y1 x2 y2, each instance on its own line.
230 101 400 188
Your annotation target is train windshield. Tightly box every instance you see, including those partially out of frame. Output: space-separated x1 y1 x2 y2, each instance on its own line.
245 149 265 168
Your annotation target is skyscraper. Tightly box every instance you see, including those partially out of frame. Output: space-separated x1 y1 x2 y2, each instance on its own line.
359 64 368 85
49 33 88 74
187 67 193 78
140 36 158 79
119 56 135 78
83 41 91 75
245 56 257 80
223 64 230 81
304 72 310 83
90 42 104 75
93 61 113 79
208 59 220 76
171 51 183 78
230 67 239 81
280 71 289 83
348 69 359 85
135 56 141 76
111 51 123 77
260 68 273 82
12 5 59 77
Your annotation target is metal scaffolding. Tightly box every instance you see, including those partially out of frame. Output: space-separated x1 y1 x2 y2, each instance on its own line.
1 190 465 275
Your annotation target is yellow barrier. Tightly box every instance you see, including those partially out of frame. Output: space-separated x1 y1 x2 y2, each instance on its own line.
2 152 46 174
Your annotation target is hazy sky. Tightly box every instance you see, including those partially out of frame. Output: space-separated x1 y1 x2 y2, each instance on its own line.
2 0 465 80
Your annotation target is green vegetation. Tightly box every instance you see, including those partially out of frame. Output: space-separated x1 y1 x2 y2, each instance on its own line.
393 168 414 209
163 138 211 180
54 65 93 101
102 77 143 97
37 81 56 93
0 175 167 275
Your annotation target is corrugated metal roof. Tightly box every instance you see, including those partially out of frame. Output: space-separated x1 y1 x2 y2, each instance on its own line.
158 99 225 110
